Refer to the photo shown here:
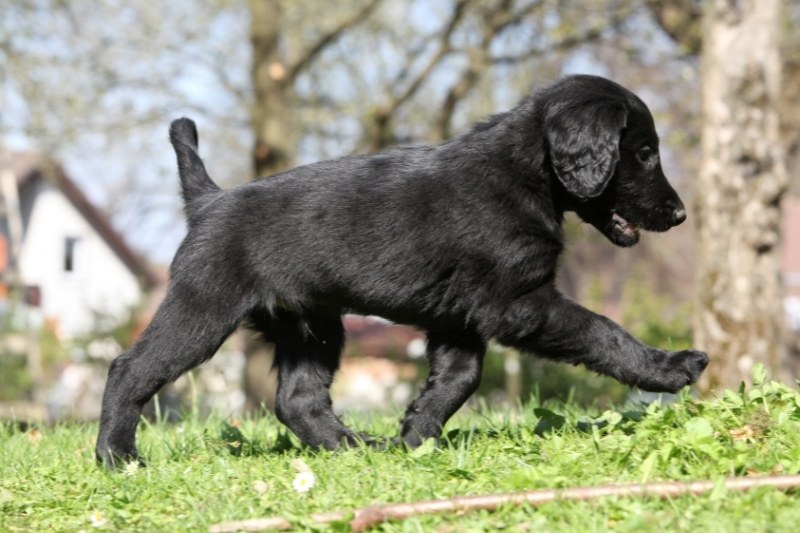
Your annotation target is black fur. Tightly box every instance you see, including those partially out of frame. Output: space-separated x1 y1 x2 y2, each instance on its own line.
96 75 708 467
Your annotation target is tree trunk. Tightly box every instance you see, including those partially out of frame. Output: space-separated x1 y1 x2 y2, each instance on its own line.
694 0 787 392
242 0 297 412
250 0 296 178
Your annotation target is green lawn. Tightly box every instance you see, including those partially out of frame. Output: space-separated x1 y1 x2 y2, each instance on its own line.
2 367 800 532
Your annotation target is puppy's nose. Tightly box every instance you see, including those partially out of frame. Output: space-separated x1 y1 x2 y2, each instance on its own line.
673 208 687 225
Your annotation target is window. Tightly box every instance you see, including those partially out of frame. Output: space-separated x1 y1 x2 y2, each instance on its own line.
64 237 80 272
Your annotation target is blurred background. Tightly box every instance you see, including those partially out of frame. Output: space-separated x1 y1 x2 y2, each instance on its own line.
0 0 798 423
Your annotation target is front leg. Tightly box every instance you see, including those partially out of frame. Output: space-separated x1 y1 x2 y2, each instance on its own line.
400 330 486 447
490 286 708 393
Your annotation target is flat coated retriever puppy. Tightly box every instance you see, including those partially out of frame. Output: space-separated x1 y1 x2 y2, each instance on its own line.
97 74 708 467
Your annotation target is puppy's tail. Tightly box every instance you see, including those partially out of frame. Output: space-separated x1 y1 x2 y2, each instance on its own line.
169 117 221 224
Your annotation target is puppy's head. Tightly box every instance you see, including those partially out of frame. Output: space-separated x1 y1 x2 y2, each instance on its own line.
542 75 686 247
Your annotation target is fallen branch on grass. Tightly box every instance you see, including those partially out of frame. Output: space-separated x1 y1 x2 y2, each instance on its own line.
209 474 800 532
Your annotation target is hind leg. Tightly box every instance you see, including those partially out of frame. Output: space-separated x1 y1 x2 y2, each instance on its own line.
96 285 246 467
266 312 367 449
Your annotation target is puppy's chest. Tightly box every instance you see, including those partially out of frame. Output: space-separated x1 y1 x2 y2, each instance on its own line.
451 231 561 294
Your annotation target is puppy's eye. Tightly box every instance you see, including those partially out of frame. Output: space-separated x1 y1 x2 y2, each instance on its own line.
636 146 653 163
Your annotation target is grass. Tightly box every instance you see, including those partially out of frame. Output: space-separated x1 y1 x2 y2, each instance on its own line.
2 366 800 532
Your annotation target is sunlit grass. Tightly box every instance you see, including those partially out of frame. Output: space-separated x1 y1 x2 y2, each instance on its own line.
2 368 800 531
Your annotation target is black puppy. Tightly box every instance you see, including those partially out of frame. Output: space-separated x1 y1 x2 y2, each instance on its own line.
96 75 708 466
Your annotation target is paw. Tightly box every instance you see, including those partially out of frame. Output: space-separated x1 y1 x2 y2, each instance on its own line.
399 422 441 448
95 444 142 470
676 349 710 383
639 349 709 394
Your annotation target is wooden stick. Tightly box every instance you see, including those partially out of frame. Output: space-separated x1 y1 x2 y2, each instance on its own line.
209 474 800 532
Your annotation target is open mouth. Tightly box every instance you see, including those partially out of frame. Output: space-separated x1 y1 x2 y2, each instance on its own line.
612 212 640 241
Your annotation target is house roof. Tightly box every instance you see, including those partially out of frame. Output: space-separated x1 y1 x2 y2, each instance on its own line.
0 151 161 289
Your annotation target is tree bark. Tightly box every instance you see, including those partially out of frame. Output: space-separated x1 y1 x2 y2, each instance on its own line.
250 0 295 178
694 0 787 392
243 0 293 412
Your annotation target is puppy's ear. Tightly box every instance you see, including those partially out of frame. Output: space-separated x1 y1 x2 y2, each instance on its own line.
545 101 627 200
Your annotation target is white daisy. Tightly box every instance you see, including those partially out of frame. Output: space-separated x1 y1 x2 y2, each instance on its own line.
292 471 315 493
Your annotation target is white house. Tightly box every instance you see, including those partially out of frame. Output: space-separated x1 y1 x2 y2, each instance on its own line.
0 151 158 337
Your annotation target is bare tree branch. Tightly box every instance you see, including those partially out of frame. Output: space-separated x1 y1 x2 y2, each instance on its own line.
385 0 473 114
645 0 702 55
288 0 383 80
432 2 641 140
490 25 608 64
364 0 474 151
432 0 515 141
209 474 800 532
